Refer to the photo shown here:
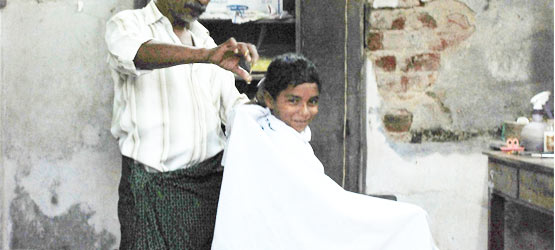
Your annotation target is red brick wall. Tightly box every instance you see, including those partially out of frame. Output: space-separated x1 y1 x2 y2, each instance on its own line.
366 0 475 141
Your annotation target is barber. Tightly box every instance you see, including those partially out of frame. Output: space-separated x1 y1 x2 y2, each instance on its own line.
105 0 257 249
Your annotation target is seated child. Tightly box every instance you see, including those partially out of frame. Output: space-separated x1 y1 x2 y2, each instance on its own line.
211 53 438 250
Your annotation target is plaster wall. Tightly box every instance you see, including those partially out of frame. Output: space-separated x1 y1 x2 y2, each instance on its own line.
1 0 131 248
365 0 553 250
1 9 4 250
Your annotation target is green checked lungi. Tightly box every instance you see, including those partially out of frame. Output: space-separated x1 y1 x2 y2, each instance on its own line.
118 152 224 250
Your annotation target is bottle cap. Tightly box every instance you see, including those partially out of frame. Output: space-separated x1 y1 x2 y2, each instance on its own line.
531 91 551 110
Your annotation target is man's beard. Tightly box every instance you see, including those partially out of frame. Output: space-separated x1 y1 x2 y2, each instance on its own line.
170 6 205 26
173 14 192 27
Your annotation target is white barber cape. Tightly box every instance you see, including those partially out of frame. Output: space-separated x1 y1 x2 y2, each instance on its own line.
212 105 438 250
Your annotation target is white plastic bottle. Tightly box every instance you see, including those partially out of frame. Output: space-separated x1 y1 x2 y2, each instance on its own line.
544 119 554 152
521 91 551 152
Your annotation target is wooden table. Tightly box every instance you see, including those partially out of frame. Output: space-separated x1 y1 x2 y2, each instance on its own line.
484 151 554 250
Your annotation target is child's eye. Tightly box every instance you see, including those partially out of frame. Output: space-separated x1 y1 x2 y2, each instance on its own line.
308 98 319 105
288 98 299 104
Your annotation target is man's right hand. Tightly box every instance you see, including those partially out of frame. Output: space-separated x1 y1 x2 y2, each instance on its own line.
207 38 259 83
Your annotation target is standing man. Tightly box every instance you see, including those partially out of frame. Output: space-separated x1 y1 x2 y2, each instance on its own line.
105 0 258 249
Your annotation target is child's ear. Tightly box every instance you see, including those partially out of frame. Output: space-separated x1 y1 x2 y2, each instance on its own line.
264 91 275 110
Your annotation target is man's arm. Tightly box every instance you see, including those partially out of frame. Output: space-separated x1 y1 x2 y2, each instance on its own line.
134 37 258 82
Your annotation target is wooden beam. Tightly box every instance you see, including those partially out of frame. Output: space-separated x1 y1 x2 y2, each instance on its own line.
299 0 365 193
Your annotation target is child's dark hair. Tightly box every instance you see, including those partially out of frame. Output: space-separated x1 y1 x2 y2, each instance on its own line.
261 53 321 100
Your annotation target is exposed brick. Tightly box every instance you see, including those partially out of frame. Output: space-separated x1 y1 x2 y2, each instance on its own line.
401 53 440 72
428 13 474 51
446 13 472 30
386 131 413 143
400 76 410 92
374 73 398 91
375 56 396 72
402 73 437 91
374 72 396 85
369 9 394 30
405 12 424 30
369 9 409 30
383 109 414 133
382 32 412 50
418 12 438 29
366 31 383 51
428 38 449 51
366 0 477 143
367 9 422 30
428 30 473 51
397 92 419 100
376 73 436 93
381 30 432 51
392 17 406 30
375 74 412 101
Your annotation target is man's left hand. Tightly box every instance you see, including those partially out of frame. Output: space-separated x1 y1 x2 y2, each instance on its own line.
207 38 259 83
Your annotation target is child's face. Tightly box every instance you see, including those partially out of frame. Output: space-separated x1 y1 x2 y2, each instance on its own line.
266 82 319 132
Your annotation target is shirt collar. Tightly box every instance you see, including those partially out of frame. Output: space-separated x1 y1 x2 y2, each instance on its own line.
145 0 165 25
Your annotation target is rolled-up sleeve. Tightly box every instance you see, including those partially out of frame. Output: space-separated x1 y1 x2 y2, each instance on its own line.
105 11 153 76
218 71 249 126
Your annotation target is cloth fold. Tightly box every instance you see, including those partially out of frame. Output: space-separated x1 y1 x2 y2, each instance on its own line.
119 152 223 250
212 105 438 250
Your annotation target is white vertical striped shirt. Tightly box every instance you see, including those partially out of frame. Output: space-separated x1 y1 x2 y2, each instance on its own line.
105 1 248 172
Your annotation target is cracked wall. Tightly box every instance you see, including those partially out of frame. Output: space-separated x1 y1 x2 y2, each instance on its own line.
0 0 552 249
367 0 553 142
1 0 132 248
365 0 553 249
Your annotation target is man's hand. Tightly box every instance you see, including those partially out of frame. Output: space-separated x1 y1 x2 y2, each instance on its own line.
207 38 259 83
133 38 258 82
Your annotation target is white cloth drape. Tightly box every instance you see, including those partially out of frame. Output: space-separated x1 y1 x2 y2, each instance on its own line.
212 105 438 250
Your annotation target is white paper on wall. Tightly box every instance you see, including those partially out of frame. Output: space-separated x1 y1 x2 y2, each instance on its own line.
201 0 284 23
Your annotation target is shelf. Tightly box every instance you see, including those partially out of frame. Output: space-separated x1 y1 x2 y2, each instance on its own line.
200 19 295 59
254 17 295 24
200 15 295 24
200 0 297 98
